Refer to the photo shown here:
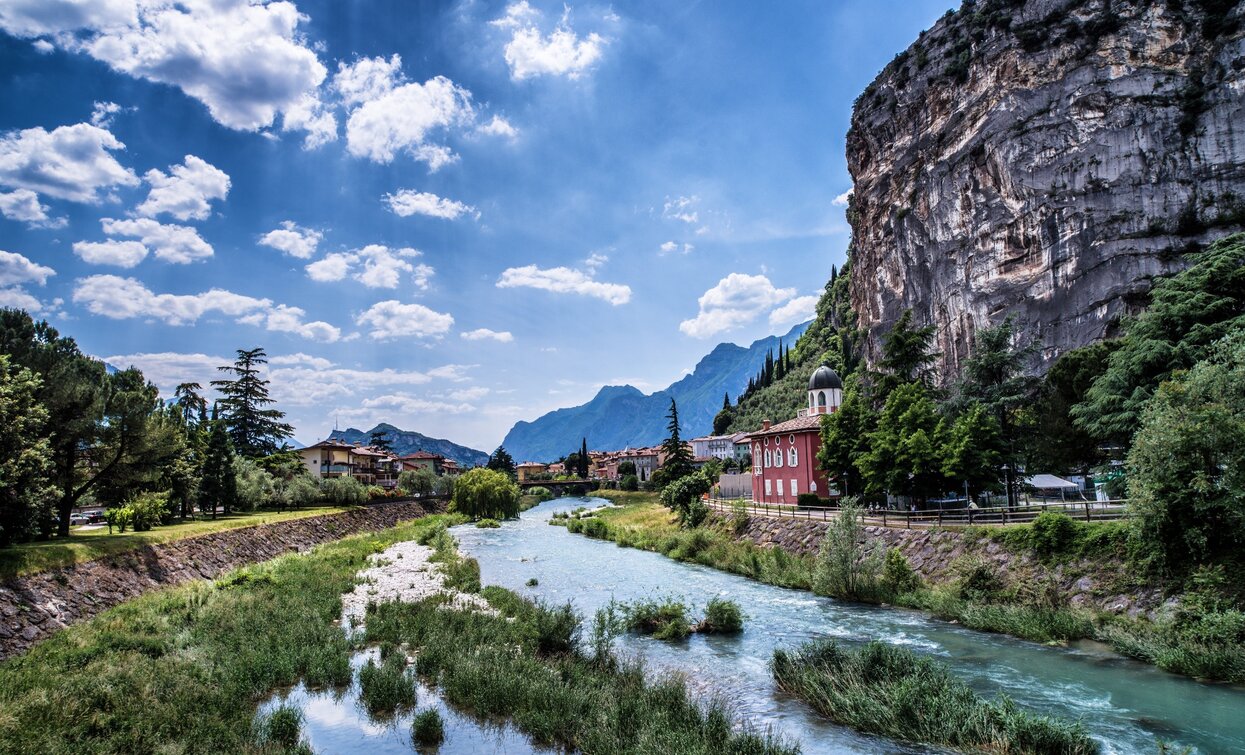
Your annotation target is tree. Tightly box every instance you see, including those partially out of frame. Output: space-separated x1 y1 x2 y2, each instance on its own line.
818 376 875 497
199 405 237 518
660 470 712 527
1074 232 1245 444
1126 331 1245 577
874 309 939 402
233 457 275 511
856 382 948 505
370 429 394 453
487 446 517 480
812 500 882 600
452 467 520 520
0 355 56 545
173 382 208 426
211 348 293 457
1025 342 1115 475
713 392 734 435
658 398 694 484
940 403 1004 500
399 467 437 496
617 460 637 477
580 438 590 478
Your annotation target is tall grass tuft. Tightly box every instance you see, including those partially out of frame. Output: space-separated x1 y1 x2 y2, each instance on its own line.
699 597 744 634
255 704 304 751
358 651 418 717
772 639 1099 754
411 707 445 746
622 597 691 640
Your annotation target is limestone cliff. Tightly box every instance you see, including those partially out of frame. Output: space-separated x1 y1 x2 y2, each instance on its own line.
847 0 1245 376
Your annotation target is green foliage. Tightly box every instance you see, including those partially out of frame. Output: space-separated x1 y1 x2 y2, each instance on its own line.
1125 330 1245 576
103 505 133 534
398 467 437 496
410 708 444 746
617 461 637 477
256 705 303 751
1025 342 1115 474
659 471 711 528
233 457 276 511
954 555 1008 604
322 474 367 506
856 383 949 502
880 547 921 597
358 651 418 716
200 410 238 517
126 491 171 532
1074 233 1245 442
620 474 639 491
452 467 521 520
528 600 581 655
939 402 1004 498
475 518 501 529
622 597 691 640
812 501 882 600
0 355 56 545
526 485 554 501
818 376 874 496
700 597 744 634
486 445 517 480
274 472 321 509
210 348 293 458
771 639 1099 754
658 398 694 483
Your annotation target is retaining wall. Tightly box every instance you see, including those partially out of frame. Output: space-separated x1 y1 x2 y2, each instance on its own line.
0 501 441 660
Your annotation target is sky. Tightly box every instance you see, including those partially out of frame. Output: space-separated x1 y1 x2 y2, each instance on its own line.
0 0 952 451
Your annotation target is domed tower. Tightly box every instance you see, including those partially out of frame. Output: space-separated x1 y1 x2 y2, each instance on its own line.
807 364 843 415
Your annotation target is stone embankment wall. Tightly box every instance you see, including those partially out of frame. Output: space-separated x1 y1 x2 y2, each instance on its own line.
720 513 1164 618
0 501 441 660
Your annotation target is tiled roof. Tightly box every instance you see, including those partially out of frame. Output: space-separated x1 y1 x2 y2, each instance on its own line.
300 439 356 450
745 414 822 438
400 451 442 460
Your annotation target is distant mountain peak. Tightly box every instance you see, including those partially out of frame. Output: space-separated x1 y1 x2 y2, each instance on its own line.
327 423 487 468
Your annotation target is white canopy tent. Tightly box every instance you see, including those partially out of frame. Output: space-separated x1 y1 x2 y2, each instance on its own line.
1024 474 1079 490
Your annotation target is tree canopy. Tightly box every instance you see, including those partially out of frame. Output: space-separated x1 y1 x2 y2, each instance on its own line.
211 348 293 457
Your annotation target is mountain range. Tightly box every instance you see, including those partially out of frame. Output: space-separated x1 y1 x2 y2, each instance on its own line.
500 322 810 462
328 423 489 468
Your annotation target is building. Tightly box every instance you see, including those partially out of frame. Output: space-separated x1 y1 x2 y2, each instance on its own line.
747 364 842 505
730 431 752 465
516 462 548 482
297 440 402 488
399 451 446 476
689 434 736 461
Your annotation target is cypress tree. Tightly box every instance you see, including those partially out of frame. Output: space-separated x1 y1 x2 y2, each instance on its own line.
659 398 694 481
200 404 237 519
580 437 590 478
722 392 731 410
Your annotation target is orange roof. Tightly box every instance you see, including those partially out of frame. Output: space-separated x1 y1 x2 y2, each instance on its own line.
745 414 823 438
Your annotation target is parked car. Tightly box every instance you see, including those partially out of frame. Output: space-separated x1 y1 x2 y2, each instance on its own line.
69 513 90 526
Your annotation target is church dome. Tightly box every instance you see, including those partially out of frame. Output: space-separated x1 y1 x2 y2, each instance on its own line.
808 364 843 391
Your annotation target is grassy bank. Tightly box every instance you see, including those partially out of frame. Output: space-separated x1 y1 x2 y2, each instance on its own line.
0 505 359 579
565 493 1245 683
772 639 1098 754
0 510 796 754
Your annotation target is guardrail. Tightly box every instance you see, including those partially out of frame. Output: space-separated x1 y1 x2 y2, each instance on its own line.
706 497 1130 529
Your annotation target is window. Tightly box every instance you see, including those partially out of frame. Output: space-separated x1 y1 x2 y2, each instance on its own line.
764 450 770 467
789 434 796 444
788 447 797 466
811 481 817 493
764 478 772 496
774 451 783 468
776 479 784 496
764 436 769 446
791 479 798 496
818 391 827 408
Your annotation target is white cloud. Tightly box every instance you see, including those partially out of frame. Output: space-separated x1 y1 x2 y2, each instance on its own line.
360 393 473 415
832 189 853 207
768 295 819 328
492 2 605 81
356 300 454 340
659 241 693 255
73 239 148 267
136 155 230 221
90 100 122 128
101 217 213 263
0 189 65 228
306 245 429 290
0 287 51 312
475 115 517 138
679 273 797 338
268 352 333 369
17 0 331 138
0 250 55 287
280 94 337 149
260 220 322 259
0 123 138 203
583 252 608 273
71 274 338 341
446 386 490 401
335 54 475 167
663 195 699 224
496 264 630 305
461 328 513 342
385 189 477 220
32 39 54 53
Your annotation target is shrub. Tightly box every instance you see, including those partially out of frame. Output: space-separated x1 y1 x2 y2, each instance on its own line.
700 597 743 634
580 517 608 539
954 555 1007 603
398 468 437 496
475 518 501 529
366 485 388 501
256 705 303 750
358 652 417 716
1029 511 1076 560
410 708 445 746
812 501 882 600
527 486 554 501
880 547 921 597
443 557 481 594
127 492 171 532
624 598 690 640
527 600 581 655
104 505 133 533
796 493 822 508
323 474 367 506
730 499 749 534
660 471 712 527
233 457 276 511
452 468 521 520
277 472 322 509
620 474 639 491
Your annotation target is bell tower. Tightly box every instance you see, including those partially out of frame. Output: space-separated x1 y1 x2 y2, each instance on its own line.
807 364 843 415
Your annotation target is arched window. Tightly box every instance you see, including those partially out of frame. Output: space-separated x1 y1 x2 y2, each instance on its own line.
764 450 771 467
774 450 783 468
818 391 827 408
788 447 797 466
811 480 818 492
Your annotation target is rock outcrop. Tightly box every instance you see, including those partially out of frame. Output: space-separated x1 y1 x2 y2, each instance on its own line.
847 0 1245 376
0 500 441 659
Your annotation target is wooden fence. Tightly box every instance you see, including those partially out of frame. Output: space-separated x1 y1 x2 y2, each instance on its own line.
706 497 1130 529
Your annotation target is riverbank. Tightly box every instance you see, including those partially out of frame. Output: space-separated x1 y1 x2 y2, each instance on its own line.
0 512 798 754
0 500 440 659
574 491 1245 684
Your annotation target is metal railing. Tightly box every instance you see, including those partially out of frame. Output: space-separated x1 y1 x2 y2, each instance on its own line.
706 497 1130 529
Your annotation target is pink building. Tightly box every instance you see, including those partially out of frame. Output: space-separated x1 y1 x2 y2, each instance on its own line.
748 364 843 505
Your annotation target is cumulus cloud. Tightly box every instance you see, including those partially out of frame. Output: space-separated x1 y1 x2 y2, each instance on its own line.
136 155 230 220
496 264 630 305
768 295 819 328
583 252 608 273
100 217 213 263
306 245 430 290
4 0 331 140
360 393 473 415
663 195 699 224
475 115 517 138
0 249 55 287
832 189 853 207
280 94 337 149
259 220 322 259
333 55 474 167
679 273 797 338
385 189 477 220
73 239 148 267
355 300 454 340
0 189 65 228
461 328 514 343
72 274 339 341
0 122 138 203
90 100 123 128
659 241 693 255
492 1 605 81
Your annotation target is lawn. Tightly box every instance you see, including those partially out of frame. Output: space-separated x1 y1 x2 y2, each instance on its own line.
0 505 357 579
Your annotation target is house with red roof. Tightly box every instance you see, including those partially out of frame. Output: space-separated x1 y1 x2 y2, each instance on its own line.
746 364 843 505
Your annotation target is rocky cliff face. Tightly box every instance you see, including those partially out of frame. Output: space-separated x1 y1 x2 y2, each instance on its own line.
847 0 1245 376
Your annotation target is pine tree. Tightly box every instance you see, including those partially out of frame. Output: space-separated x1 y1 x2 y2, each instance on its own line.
199 404 237 519
173 382 208 426
659 398 694 481
211 348 293 457
722 392 731 410
370 429 394 453
487 445 517 480
776 341 786 380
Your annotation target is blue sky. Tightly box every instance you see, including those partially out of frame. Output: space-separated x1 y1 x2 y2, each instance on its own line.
0 0 951 451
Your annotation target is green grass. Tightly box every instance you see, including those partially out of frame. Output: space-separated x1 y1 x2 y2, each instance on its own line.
700 597 744 634
358 651 418 716
621 597 692 640
0 505 358 579
410 707 445 746
772 639 1099 754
